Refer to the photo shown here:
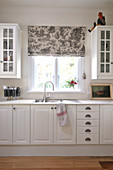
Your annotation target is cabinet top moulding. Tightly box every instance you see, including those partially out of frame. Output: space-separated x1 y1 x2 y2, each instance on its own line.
0 23 22 31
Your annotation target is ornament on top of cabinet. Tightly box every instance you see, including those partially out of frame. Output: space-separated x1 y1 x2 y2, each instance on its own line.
88 12 106 33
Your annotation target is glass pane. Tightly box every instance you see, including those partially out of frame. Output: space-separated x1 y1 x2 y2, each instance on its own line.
3 29 7 37
58 57 79 90
9 39 13 49
9 29 13 37
3 51 8 61
3 63 8 71
106 31 110 39
34 57 54 90
106 64 110 73
106 53 110 63
101 64 104 73
9 63 13 72
101 31 105 39
106 41 110 51
9 51 13 61
101 52 104 62
101 41 105 51
3 39 7 49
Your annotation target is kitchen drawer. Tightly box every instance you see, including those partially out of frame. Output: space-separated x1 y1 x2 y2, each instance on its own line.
77 134 99 144
77 120 99 127
77 105 99 112
77 127 99 134
77 111 99 120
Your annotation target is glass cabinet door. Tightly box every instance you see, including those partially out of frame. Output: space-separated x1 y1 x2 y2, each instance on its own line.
1 27 14 73
100 30 111 74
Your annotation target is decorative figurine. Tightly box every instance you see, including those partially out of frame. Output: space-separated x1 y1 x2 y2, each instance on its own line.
88 12 106 33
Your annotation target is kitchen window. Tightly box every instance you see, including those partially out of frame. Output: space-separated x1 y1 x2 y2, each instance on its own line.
28 56 84 92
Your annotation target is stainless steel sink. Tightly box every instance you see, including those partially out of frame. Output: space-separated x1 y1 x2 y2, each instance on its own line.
33 99 60 103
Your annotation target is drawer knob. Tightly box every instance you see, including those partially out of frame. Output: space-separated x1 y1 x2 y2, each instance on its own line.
85 137 91 141
85 121 91 125
85 114 91 118
85 107 91 110
85 129 91 132
51 107 54 109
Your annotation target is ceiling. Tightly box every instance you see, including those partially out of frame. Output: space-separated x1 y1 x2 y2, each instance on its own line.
0 0 113 9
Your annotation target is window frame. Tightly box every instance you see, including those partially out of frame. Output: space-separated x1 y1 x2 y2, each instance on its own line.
28 56 85 92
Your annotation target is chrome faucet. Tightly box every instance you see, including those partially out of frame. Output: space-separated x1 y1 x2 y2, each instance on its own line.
42 81 54 102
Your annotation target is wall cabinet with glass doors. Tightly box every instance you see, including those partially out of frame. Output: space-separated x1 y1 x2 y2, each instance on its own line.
0 24 21 78
91 26 113 79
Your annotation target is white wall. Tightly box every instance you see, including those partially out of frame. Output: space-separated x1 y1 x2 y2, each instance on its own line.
0 6 113 100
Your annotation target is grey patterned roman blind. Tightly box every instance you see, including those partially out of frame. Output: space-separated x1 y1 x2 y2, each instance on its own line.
28 26 86 57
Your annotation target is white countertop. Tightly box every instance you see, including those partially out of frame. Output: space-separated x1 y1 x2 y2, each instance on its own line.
0 99 113 105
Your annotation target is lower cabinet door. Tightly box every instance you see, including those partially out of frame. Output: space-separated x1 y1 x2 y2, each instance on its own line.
54 105 76 144
0 105 12 144
100 105 113 144
31 105 54 144
13 105 30 144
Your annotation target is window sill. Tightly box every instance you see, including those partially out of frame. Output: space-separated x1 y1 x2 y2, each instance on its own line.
27 90 85 94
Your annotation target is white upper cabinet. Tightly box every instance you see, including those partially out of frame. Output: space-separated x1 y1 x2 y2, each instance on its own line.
0 23 21 78
91 26 113 79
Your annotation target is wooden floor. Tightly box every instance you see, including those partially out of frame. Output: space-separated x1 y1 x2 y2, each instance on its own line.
0 156 113 170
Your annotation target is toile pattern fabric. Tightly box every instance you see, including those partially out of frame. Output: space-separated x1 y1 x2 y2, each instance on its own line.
28 26 86 57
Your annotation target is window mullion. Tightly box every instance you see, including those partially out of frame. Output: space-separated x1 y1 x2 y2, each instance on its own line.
54 57 58 90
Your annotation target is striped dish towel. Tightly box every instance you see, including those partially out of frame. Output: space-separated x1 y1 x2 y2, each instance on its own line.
57 103 67 127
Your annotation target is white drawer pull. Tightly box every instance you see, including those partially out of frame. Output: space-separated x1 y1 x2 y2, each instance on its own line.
85 114 91 118
85 137 91 141
85 129 91 132
85 121 91 125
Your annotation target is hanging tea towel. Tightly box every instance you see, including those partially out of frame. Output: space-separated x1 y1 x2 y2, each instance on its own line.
57 103 67 127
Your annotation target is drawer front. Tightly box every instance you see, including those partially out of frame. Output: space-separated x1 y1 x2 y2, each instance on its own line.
77 120 99 127
77 105 99 112
77 111 99 120
77 134 99 144
77 127 99 134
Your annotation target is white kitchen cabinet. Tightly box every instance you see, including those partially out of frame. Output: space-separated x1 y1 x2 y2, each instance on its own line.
13 105 30 144
77 105 99 144
0 105 12 144
31 105 54 144
100 105 113 144
54 105 76 144
0 23 21 78
91 26 113 79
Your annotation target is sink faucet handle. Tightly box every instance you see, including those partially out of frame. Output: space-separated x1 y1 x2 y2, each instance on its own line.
46 93 50 98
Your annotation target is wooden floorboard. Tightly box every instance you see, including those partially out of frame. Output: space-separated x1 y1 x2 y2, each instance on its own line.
0 156 113 169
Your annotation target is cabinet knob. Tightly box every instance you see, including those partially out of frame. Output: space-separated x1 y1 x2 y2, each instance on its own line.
85 114 91 118
85 121 91 125
85 129 91 132
13 107 16 110
85 137 91 141
51 107 53 109
54 107 57 109
85 107 91 110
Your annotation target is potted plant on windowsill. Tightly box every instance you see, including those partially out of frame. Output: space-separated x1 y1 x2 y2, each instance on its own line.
65 78 77 89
